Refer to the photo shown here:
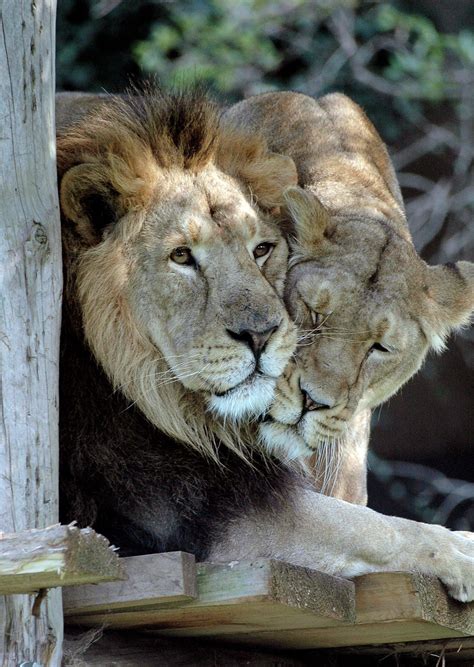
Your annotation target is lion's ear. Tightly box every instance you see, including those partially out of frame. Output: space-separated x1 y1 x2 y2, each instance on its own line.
60 164 123 244
284 187 330 247
424 261 474 351
216 129 297 211
239 151 298 210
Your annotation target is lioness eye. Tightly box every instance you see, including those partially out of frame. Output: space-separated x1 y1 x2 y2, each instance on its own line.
170 247 195 266
370 342 390 353
253 242 274 260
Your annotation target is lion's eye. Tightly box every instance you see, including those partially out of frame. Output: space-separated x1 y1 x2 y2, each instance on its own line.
253 242 274 261
170 247 195 266
370 342 390 353
303 303 326 329
310 311 324 328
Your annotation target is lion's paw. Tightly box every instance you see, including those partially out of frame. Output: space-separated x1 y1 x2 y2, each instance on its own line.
428 528 474 602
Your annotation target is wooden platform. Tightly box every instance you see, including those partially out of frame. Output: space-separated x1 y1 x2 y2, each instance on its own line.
63 552 474 652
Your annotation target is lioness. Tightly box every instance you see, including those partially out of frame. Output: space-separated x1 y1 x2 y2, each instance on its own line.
210 92 474 601
56 90 474 602
224 92 474 457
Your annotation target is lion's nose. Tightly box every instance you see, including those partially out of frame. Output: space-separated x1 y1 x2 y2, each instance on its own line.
227 325 279 358
301 389 332 413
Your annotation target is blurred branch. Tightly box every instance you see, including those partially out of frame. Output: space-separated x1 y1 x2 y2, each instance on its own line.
93 0 124 18
392 128 458 170
329 11 410 96
325 6 473 256
369 453 474 530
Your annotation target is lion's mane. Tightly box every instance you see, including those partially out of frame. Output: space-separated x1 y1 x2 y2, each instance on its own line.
57 89 295 460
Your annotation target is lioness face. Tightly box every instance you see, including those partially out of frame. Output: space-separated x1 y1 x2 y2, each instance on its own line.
126 166 296 420
260 189 474 457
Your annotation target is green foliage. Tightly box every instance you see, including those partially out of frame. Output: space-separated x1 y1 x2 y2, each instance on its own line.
134 0 282 92
134 0 357 95
376 5 474 101
57 1 473 135
129 1 473 140
56 0 167 92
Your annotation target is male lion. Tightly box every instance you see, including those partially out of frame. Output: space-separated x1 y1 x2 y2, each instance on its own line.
57 89 300 552
56 90 474 602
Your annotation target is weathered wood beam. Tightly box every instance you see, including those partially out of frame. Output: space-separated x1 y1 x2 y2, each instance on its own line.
64 556 474 651
0 0 63 663
63 551 196 614
231 571 474 650
64 556 355 633
0 525 124 595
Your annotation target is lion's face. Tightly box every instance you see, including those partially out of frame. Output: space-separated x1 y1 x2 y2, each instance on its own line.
259 188 474 457
122 166 296 420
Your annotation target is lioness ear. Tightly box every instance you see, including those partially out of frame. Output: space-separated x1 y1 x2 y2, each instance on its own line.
425 261 474 351
284 186 330 247
60 164 123 244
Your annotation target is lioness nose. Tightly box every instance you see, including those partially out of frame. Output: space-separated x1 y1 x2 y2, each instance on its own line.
302 389 331 412
227 325 279 358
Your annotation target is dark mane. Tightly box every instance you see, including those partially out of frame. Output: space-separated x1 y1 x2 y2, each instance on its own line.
56 87 221 178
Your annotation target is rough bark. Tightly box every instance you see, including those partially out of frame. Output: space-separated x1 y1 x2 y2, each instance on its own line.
0 0 62 664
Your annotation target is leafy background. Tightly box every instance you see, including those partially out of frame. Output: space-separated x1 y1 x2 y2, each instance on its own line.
56 0 474 529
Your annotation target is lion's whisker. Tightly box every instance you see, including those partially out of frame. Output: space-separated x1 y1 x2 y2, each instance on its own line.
113 359 202 392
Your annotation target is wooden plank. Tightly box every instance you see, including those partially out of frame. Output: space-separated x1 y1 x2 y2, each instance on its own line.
0 524 124 594
64 562 474 651
357 571 473 634
222 572 474 650
63 552 197 613
64 556 355 634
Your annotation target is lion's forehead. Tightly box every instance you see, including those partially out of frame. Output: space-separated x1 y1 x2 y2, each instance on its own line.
291 232 426 301
143 169 276 249
289 259 425 346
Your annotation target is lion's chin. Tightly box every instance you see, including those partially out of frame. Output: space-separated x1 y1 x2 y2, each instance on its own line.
258 412 348 461
208 374 276 422
258 421 310 460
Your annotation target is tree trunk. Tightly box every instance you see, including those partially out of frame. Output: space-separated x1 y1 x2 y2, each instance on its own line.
0 0 63 664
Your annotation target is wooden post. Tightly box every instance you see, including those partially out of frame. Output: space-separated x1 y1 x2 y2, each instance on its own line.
0 0 63 664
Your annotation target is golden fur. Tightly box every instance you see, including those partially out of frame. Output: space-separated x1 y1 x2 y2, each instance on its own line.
55 92 474 604
225 92 474 457
57 89 298 458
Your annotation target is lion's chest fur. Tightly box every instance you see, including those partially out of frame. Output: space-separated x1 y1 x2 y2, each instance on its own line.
59 308 299 556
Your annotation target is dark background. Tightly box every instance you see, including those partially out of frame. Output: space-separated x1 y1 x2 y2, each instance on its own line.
56 0 474 529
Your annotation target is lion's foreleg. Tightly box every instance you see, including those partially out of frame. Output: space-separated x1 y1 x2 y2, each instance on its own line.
208 488 474 602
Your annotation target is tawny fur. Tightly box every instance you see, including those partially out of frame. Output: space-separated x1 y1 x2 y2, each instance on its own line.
225 92 474 464
57 89 298 460
55 90 474 603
